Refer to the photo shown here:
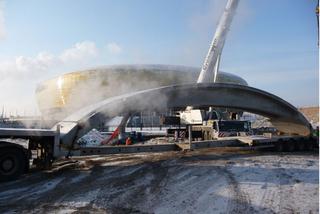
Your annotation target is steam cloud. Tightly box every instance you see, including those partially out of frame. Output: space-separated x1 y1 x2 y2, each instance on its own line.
42 65 197 121
0 41 100 116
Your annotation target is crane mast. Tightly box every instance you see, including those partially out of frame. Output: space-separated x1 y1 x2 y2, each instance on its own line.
197 0 240 83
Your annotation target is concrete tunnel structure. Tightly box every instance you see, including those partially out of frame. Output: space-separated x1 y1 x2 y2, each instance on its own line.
55 83 312 147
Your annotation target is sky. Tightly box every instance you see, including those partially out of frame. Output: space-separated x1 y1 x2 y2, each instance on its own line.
0 0 319 116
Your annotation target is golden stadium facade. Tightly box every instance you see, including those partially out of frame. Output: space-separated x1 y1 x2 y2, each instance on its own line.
35 65 248 119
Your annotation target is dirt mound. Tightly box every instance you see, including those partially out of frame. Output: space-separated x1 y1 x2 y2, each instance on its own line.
298 106 319 124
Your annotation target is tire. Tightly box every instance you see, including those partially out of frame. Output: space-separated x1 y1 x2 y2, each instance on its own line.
0 147 27 182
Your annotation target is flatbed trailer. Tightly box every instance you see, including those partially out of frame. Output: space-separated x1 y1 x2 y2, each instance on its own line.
0 124 317 182
192 135 316 151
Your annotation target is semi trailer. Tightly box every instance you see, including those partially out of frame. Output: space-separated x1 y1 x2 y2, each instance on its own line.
0 107 317 182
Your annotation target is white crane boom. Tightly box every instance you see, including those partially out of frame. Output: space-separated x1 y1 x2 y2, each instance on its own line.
197 0 240 83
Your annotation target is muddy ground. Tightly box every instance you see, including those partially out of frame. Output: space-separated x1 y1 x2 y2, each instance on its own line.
0 148 318 214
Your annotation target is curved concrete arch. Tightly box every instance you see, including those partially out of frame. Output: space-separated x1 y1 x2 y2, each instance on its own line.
57 83 311 146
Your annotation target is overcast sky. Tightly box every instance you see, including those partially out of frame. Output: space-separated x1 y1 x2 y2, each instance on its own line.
0 0 318 115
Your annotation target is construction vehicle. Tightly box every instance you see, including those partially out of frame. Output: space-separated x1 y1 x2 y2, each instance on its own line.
178 107 249 140
192 120 251 140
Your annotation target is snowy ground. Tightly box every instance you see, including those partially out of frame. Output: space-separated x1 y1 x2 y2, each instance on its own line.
0 148 318 213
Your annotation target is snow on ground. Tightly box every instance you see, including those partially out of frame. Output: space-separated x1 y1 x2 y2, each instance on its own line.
224 155 319 213
0 148 318 213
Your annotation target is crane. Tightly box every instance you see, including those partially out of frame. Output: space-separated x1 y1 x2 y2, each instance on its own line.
197 0 240 83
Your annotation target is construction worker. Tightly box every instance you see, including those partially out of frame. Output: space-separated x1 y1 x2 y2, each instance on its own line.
125 137 132 145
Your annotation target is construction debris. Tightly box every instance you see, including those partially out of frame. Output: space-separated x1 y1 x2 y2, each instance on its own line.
77 129 106 147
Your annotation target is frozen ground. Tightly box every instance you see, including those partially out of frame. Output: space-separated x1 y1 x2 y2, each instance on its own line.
0 148 318 214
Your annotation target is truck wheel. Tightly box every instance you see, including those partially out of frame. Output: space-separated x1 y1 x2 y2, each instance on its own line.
0 147 27 182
